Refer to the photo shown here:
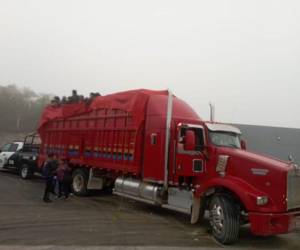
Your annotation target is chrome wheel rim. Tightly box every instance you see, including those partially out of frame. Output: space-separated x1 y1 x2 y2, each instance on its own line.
210 203 225 235
73 174 84 193
21 167 28 178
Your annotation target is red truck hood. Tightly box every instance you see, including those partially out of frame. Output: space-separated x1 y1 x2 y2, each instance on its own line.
214 147 294 212
218 147 291 173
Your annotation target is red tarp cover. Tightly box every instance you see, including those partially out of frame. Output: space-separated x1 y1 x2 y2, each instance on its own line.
38 89 169 130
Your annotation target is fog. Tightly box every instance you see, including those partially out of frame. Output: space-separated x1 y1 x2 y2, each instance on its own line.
0 0 299 128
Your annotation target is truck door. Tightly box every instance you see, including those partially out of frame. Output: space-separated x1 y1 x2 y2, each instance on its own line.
174 124 206 180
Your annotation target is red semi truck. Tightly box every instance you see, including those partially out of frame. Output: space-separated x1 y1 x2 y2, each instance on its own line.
37 89 300 244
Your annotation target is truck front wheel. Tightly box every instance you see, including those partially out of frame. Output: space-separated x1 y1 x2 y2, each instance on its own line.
209 194 239 244
72 169 89 196
19 163 33 179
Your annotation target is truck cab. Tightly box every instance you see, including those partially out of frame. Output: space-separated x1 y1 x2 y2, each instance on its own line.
174 121 300 244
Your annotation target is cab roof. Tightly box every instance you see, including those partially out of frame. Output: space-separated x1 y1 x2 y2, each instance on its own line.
205 122 242 134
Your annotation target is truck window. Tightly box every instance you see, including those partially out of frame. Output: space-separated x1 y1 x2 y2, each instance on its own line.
1 143 18 152
178 125 205 152
9 144 19 152
209 131 241 149
1 143 12 152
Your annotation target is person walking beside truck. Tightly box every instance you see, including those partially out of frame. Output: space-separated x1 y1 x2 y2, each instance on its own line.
56 158 72 199
42 153 58 203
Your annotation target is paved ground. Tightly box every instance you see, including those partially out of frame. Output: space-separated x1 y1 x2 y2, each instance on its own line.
0 170 300 250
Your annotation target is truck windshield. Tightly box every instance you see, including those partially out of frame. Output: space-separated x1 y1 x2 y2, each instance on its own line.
1 143 18 152
209 131 241 149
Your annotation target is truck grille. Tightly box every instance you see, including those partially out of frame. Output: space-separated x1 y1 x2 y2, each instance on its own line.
287 167 300 210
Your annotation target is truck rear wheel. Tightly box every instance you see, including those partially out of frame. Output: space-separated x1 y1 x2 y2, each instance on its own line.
72 169 89 196
19 163 33 179
209 194 239 244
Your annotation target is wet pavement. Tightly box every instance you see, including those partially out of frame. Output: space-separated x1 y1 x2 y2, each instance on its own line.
0 170 299 250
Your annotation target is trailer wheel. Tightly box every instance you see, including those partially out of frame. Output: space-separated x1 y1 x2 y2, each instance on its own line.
72 169 89 196
19 163 33 179
209 194 239 245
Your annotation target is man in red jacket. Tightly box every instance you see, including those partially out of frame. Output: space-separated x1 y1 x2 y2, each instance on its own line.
56 158 72 199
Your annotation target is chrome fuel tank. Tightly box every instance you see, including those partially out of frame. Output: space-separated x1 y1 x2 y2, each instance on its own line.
114 177 162 204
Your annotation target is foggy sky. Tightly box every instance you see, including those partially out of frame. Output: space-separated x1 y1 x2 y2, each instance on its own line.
0 0 299 128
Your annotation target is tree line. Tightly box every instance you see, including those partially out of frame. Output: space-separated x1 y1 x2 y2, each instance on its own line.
0 85 51 133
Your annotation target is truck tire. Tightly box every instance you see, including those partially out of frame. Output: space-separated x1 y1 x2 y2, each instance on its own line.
72 168 89 196
209 194 239 245
19 163 33 179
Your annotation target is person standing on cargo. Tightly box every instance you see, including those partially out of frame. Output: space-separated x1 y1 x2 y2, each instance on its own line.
56 158 72 199
42 153 59 203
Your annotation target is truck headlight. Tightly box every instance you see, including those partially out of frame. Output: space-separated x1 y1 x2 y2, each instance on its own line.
257 196 268 206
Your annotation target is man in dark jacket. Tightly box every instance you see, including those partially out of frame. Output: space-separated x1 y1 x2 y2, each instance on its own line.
43 153 59 202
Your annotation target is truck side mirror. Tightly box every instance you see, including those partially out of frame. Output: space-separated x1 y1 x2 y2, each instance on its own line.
241 140 246 150
184 130 196 151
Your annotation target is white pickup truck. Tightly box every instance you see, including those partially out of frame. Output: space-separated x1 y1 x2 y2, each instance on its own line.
0 133 40 179
0 142 24 169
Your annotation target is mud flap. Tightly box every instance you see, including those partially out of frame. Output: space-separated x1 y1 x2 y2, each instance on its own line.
191 195 201 224
87 168 104 190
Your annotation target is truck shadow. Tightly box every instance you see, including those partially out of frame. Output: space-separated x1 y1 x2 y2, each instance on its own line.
89 193 296 249
236 226 296 249
0 169 44 182
0 170 297 248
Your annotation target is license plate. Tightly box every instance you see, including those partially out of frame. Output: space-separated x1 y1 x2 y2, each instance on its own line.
8 160 14 165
